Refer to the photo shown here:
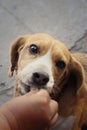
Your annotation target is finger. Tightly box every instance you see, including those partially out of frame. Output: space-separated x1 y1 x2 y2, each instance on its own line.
50 113 58 127
36 89 50 101
25 89 49 98
25 89 39 96
49 100 58 120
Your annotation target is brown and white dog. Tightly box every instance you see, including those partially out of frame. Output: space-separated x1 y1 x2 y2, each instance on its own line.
8 33 87 130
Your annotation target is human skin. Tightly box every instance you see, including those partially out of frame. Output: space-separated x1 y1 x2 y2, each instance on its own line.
0 89 58 130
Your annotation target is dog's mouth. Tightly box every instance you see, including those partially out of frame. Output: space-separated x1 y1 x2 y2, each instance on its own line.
19 80 60 102
19 81 46 95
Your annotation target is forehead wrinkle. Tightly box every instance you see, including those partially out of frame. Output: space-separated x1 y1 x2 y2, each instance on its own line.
25 38 52 47
44 40 57 57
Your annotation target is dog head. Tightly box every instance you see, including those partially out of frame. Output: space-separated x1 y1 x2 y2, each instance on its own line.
8 33 86 98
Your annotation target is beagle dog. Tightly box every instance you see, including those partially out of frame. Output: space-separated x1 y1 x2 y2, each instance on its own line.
8 33 87 130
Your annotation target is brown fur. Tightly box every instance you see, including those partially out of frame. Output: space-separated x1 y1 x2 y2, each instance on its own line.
8 33 87 130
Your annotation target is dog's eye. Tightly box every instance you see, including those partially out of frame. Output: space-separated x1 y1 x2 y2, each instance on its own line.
29 44 39 54
56 60 66 69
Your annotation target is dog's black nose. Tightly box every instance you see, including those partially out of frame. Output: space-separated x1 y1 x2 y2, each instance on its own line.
32 72 49 86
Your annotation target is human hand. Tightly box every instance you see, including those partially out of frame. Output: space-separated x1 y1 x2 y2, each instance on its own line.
0 89 58 130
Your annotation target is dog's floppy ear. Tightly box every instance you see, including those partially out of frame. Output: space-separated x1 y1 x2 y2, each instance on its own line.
8 36 26 77
68 55 86 97
70 56 84 88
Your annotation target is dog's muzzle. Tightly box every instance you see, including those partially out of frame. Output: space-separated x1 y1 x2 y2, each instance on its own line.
19 71 50 94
